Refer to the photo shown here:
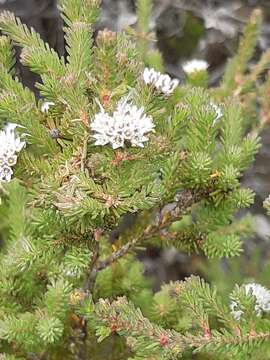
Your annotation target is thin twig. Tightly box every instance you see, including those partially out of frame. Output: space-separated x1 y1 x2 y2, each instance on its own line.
84 239 100 292
87 189 205 282
96 237 141 271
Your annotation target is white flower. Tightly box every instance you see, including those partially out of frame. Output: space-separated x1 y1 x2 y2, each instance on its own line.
230 301 244 321
210 102 223 123
205 102 223 126
183 59 209 74
230 283 270 320
41 101 55 113
0 165 13 182
143 67 179 96
64 268 81 278
0 123 25 182
143 68 159 85
90 97 155 149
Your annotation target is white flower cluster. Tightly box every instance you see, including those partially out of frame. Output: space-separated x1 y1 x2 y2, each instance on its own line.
183 59 209 74
90 97 155 149
143 67 179 96
230 283 270 320
0 123 25 182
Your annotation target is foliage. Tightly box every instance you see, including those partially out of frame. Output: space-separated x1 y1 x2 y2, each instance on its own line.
0 0 268 359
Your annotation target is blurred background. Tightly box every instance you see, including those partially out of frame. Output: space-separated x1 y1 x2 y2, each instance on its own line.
2 0 270 290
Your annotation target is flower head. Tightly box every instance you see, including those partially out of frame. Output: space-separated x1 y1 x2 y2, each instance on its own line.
230 283 270 320
0 123 25 182
90 97 155 149
183 59 209 74
143 67 179 96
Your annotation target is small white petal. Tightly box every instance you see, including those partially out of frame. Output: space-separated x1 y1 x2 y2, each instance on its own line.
0 165 13 182
93 134 109 146
143 68 151 84
6 154 17 167
169 79 180 93
41 101 55 113
210 102 223 122
206 102 223 125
